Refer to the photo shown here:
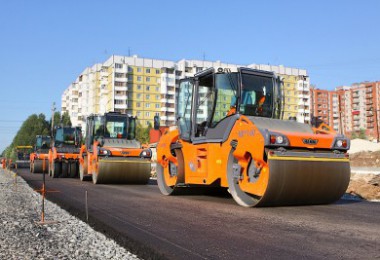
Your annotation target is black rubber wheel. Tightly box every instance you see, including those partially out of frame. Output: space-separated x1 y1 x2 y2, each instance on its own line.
157 149 184 195
227 150 259 207
61 162 68 178
52 162 61 178
69 162 78 178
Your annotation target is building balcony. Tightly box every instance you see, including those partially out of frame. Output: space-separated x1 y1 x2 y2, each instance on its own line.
115 95 128 100
160 115 176 121
114 77 128 83
115 103 128 109
115 86 128 92
161 98 175 104
161 107 176 113
352 99 360 104
115 67 128 73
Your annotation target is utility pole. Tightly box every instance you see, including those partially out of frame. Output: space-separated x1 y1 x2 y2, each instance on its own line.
51 102 56 138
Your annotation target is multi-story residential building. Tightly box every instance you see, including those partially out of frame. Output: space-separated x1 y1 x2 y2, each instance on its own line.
311 82 380 141
62 55 309 131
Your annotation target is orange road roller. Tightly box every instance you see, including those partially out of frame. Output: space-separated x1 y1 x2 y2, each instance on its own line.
48 126 82 178
79 112 152 184
156 67 350 207
30 135 51 173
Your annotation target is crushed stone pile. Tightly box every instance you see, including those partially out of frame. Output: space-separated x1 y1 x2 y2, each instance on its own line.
0 169 139 260
347 173 380 201
349 139 380 154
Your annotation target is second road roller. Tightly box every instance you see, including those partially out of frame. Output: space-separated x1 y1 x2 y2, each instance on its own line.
30 135 51 173
79 112 152 184
156 67 351 207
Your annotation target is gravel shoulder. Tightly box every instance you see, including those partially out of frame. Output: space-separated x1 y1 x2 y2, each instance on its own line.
0 168 140 260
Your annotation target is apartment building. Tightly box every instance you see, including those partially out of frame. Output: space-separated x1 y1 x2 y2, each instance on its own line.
62 55 309 130
310 82 380 140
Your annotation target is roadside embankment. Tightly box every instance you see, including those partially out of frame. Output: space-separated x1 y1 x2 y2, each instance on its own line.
0 169 140 260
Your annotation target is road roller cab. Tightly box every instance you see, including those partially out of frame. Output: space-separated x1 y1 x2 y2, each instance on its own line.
30 135 51 173
79 112 152 184
49 126 82 178
156 67 351 207
15 145 33 168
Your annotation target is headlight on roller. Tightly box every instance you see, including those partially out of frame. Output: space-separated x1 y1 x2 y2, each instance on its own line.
140 149 152 159
266 131 289 147
332 137 349 150
99 148 111 156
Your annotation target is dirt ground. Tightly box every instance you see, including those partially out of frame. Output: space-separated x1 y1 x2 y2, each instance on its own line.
348 151 380 201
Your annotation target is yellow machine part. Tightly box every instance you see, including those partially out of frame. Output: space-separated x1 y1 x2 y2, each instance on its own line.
239 157 351 207
93 157 151 184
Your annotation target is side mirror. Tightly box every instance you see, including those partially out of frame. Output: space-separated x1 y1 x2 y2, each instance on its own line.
154 115 160 130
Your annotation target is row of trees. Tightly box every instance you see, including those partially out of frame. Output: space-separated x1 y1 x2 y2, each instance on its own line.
1 112 71 159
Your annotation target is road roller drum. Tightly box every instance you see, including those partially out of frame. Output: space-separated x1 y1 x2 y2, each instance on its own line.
92 157 151 184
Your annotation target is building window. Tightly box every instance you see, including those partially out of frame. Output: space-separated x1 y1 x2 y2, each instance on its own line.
155 103 160 108
146 86 150 91
137 93 141 99
156 69 160 74
146 77 150 82
137 111 141 117
146 103 150 108
146 94 150 100
137 85 142 90
115 63 123 69
156 94 160 100
146 112 150 117
156 86 160 91
137 76 142 81
137 102 141 107
128 67 133 72
146 68 150 73
115 73 124 78
137 67 142 72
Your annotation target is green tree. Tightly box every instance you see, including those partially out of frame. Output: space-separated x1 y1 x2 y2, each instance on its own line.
61 111 72 126
351 131 358 139
359 128 367 139
1 113 50 159
135 122 152 144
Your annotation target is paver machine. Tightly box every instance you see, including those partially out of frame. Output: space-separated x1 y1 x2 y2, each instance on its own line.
15 145 33 168
156 67 351 207
79 112 152 184
30 135 51 173
49 126 82 178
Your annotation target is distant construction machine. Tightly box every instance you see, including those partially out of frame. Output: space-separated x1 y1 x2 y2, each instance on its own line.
30 135 51 173
49 126 82 178
156 67 351 207
79 112 152 184
15 145 33 168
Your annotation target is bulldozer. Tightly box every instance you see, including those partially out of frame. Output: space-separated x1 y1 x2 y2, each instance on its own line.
156 67 351 207
79 112 152 184
48 126 82 178
30 135 51 173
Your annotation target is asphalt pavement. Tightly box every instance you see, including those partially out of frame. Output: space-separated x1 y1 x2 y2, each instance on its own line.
15 168 380 260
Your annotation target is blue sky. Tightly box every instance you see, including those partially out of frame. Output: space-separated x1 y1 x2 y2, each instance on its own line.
1 0 380 152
